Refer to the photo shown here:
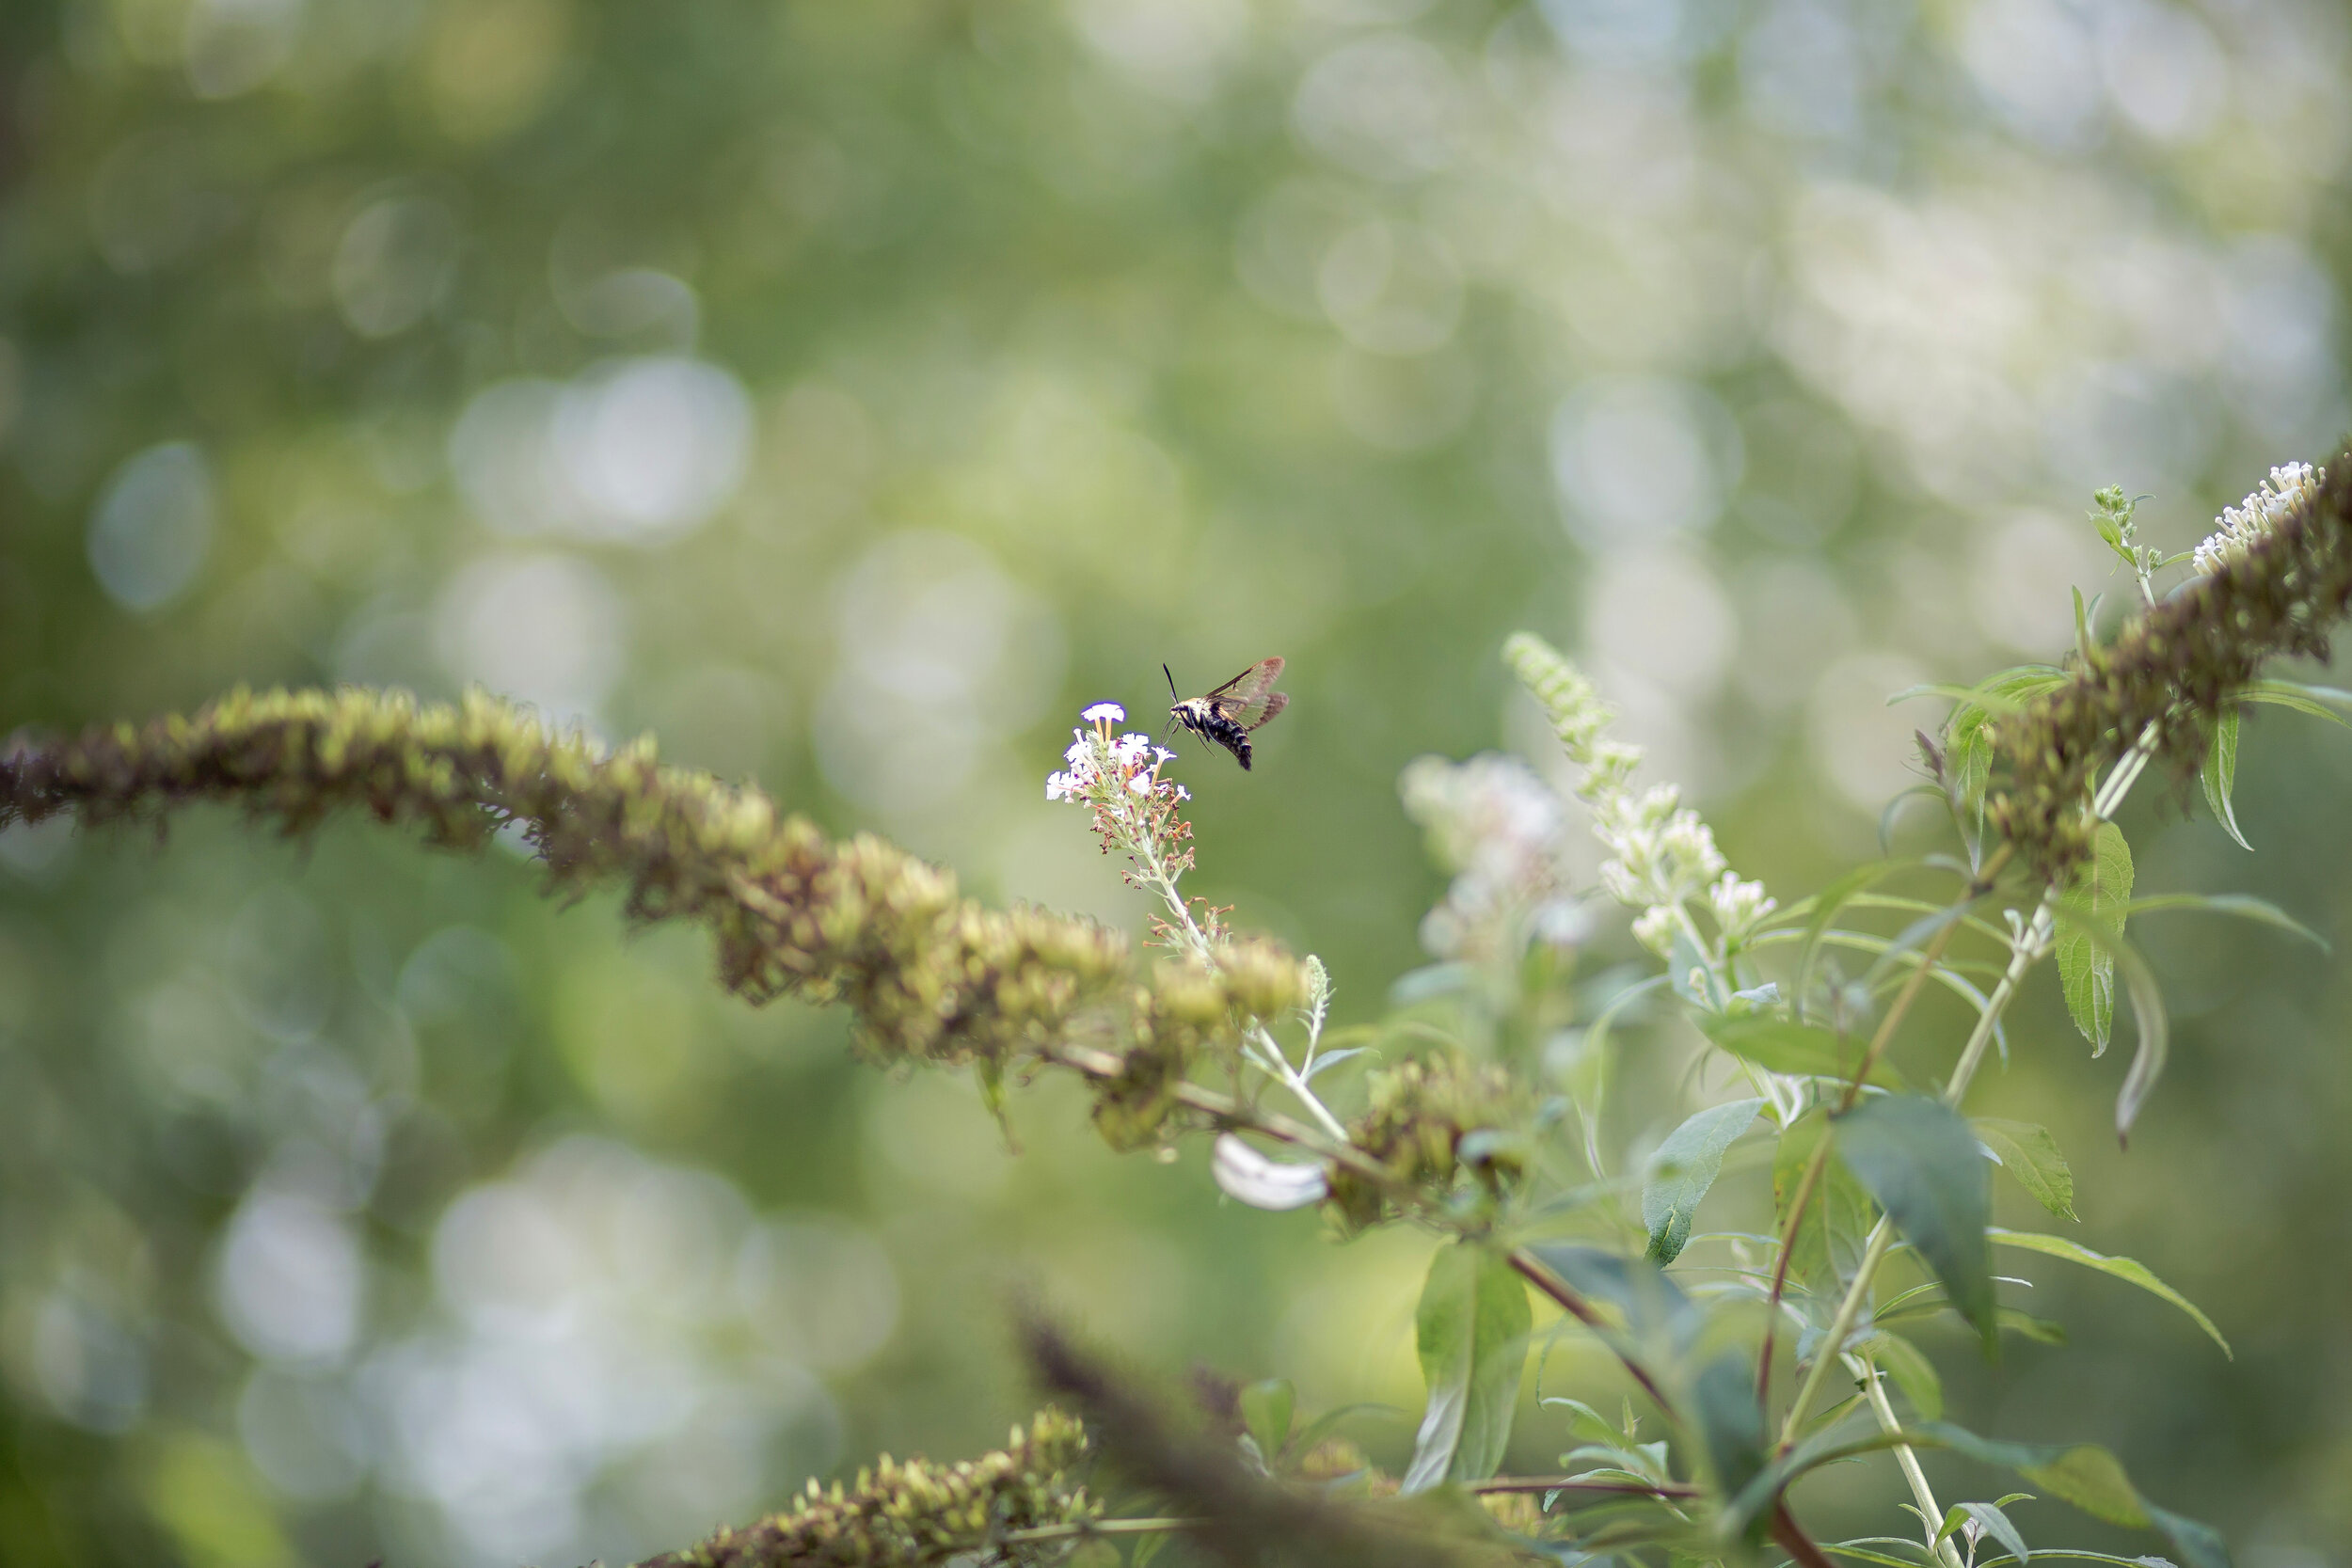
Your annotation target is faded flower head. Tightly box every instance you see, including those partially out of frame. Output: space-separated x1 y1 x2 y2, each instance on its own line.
2193 462 2324 578
1399 752 1586 961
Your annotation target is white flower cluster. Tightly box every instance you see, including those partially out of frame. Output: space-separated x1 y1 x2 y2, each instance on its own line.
2192 462 2324 578
1524 654 1775 963
1045 702 1186 806
1399 753 1586 960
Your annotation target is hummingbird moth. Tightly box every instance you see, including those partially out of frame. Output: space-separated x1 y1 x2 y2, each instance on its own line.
1166 657 1289 770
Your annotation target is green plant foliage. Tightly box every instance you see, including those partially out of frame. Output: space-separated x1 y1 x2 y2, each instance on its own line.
1973 1119 2078 1223
1642 1098 1763 1264
1836 1096 1997 1354
1402 1243 1531 1494
1989 1229 2231 1358
1703 1015 1910 1088
2056 824 2135 1053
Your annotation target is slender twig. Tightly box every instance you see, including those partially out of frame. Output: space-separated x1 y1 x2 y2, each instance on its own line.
1505 1248 1675 1414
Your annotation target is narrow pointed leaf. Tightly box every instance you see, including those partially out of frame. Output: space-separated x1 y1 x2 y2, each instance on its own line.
2105 930 2170 1145
2199 706 2250 850
1773 1109 1874 1295
1691 1353 1767 1503
1990 1228 2229 1357
2055 824 2133 1053
1899 1423 2229 1568
1239 1379 1295 1459
1642 1099 1763 1263
1403 1243 1530 1493
1702 1014 1907 1088
1836 1096 1996 1354
1864 1330 1943 1421
1974 1119 2077 1222
2115 893 2326 951
2238 678 2352 728
1961 1501 2033 1566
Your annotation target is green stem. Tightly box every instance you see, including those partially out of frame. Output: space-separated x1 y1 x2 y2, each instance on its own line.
1859 1344 1966 1568
1777 725 2159 1444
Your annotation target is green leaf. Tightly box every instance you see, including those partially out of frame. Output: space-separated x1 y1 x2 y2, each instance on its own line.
1641 1098 1763 1264
1691 1353 1767 1503
1899 1423 2228 1568
1403 1242 1532 1494
2200 706 2250 850
2102 929 2170 1145
1938 1495 2032 1568
1523 1243 1699 1353
2238 678 2352 729
1892 681 2031 710
2073 586 2096 663
1239 1379 1295 1460
1961 1500 2034 1565
1773 1110 1874 1295
1835 1096 1995 1354
1997 1307 2068 1345
1864 1331 1943 1421
1952 711 1994 828
2115 892 2327 952
2055 823 2134 1053
1702 1014 1908 1089
1974 1119 2077 1223
1989 1228 2230 1358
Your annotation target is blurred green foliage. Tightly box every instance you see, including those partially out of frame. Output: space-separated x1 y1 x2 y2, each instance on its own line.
2 0 2349 1563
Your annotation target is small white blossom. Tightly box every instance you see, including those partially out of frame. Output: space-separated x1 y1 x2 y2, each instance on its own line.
2193 462 2324 577
1152 746 1176 766
1065 736 1091 765
1046 771 1077 801
1126 772 1152 795
1114 733 1152 765
1708 872 1777 947
1630 905 1677 959
1082 702 1126 723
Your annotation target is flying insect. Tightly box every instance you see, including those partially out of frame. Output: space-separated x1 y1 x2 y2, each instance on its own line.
1166 657 1289 770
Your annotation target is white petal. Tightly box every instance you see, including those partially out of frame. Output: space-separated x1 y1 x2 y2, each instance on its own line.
1211 1133 1328 1211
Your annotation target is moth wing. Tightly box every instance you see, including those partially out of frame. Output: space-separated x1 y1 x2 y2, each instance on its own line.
1204 657 1284 720
1206 656 1282 701
1236 690 1289 733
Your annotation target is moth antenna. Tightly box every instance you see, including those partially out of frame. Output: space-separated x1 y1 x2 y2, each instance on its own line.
1163 663 1180 702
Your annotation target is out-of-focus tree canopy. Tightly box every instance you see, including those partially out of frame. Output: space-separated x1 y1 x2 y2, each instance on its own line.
1 1 2348 1564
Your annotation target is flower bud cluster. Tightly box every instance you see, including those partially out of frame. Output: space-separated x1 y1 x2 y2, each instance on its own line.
644 1408 1095 1568
0 688 1302 1128
1501 633 1774 960
1398 752 1586 961
1993 449 2352 876
1324 1053 1527 1232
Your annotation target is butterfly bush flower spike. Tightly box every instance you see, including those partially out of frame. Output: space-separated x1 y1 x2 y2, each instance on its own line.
1398 752 1585 961
2192 463 2324 578
1502 634 1774 967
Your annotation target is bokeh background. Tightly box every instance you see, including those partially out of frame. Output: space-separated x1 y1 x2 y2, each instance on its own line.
2 0 2349 1563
